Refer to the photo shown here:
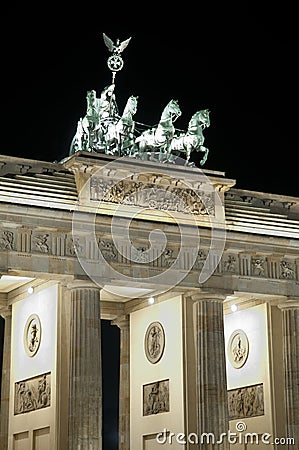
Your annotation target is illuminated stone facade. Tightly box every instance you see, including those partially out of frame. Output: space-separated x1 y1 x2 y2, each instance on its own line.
0 151 298 449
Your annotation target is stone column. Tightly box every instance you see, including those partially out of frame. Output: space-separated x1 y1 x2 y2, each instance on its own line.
0 306 12 450
112 315 130 450
191 293 229 449
278 300 299 446
68 283 102 450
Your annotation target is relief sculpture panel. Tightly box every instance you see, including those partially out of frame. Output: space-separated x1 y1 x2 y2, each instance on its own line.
14 372 51 415
90 176 215 216
228 383 264 420
143 379 169 416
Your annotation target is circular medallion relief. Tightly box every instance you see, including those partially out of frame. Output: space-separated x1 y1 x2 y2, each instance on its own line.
23 314 41 357
228 329 249 369
144 321 165 364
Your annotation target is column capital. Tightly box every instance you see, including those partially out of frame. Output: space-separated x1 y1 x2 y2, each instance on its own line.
184 289 228 303
112 314 130 329
0 305 12 319
278 299 299 310
66 279 102 291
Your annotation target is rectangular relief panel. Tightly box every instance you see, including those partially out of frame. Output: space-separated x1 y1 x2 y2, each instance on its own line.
143 379 169 416
14 372 51 415
228 383 264 420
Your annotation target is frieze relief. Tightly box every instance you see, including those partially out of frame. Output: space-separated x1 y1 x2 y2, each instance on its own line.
0 226 299 283
90 176 215 216
226 191 297 211
228 383 264 420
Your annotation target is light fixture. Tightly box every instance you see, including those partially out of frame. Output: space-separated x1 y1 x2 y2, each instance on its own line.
231 303 238 313
27 286 34 294
148 296 155 305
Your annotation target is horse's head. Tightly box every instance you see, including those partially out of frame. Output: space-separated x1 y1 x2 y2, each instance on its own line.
167 99 182 120
86 90 97 105
129 95 138 114
197 109 210 128
123 95 138 116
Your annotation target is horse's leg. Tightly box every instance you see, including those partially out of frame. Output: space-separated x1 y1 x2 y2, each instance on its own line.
200 146 209 165
184 147 191 166
139 141 148 160
158 145 166 162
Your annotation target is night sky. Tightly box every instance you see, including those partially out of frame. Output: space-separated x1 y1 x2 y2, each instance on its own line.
0 4 298 449
1 5 298 197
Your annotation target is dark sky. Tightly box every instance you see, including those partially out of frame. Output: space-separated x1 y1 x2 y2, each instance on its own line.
1 5 298 198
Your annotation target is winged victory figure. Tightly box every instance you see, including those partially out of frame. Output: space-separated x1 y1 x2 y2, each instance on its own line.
103 33 132 55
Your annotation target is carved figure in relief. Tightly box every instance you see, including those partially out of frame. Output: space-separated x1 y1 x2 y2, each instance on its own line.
131 245 149 263
24 314 41 357
194 250 207 270
232 335 246 364
34 234 49 253
99 240 117 261
143 379 169 416
29 322 39 353
17 382 27 412
243 386 255 416
162 248 176 267
68 237 84 256
280 260 295 279
37 374 50 407
228 384 264 420
235 389 244 416
0 230 14 250
223 255 237 272
148 325 162 359
17 382 37 412
252 257 265 276
149 382 160 414
228 329 249 369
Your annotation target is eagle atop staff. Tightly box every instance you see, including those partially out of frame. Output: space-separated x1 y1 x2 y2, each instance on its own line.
103 33 132 55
